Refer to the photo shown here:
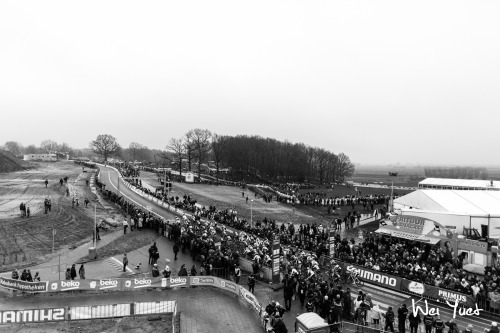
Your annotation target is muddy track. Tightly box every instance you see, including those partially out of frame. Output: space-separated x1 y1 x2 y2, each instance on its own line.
0 162 103 266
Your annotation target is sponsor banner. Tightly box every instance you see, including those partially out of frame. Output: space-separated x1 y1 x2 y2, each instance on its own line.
168 277 189 288
49 279 123 292
123 277 169 289
329 228 335 257
272 237 280 284
134 301 177 315
218 278 239 295
457 239 488 254
190 276 216 286
239 286 262 314
70 304 130 320
0 308 65 324
0 277 48 293
400 279 475 307
339 262 401 289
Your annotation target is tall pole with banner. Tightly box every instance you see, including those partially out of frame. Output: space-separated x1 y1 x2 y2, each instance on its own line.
329 225 335 258
272 236 280 284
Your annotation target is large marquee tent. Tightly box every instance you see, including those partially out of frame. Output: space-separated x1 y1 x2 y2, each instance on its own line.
393 190 500 239
418 178 500 190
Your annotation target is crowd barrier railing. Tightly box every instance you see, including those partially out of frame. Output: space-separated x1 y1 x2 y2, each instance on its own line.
0 275 262 326
0 300 177 325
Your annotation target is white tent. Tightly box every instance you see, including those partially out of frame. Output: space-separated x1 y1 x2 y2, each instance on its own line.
418 178 500 190
394 190 500 239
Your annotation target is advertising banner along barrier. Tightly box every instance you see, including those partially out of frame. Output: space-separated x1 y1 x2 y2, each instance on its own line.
0 308 65 324
0 277 48 293
400 279 476 308
339 262 402 290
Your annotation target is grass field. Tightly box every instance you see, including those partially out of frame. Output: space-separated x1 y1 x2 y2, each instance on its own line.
141 171 393 227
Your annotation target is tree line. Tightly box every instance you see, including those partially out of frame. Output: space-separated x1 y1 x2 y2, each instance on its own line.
424 167 489 180
3 130 356 183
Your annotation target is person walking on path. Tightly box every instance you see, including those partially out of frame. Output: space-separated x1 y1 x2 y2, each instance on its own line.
398 304 408 333
79 264 85 279
95 225 100 240
123 253 128 272
248 273 256 294
173 241 180 260
27 207 30 217
45 179 48 188
123 220 129 234
384 306 395 333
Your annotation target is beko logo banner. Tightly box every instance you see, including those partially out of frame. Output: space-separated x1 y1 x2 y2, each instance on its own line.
0 308 65 324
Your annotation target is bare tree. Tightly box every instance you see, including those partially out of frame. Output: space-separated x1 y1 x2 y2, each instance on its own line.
2 141 23 156
211 134 227 182
129 142 145 161
336 153 355 182
40 140 58 153
167 138 186 178
184 136 194 172
186 128 212 181
90 134 121 162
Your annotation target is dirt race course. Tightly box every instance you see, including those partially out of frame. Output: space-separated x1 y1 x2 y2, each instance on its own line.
141 171 390 229
0 162 112 268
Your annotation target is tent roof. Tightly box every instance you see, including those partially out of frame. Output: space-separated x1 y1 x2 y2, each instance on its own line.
296 312 328 329
419 178 500 189
394 190 500 215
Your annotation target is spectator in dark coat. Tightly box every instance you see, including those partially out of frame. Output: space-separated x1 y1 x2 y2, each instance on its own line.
70 264 77 280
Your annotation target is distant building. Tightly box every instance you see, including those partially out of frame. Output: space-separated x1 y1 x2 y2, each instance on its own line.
23 154 57 161
418 178 500 191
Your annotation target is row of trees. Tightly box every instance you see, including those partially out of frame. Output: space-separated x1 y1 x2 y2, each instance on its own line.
3 130 355 184
1 140 86 157
161 129 354 183
424 167 490 180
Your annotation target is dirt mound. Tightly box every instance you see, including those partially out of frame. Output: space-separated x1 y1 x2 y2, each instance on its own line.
0 149 25 173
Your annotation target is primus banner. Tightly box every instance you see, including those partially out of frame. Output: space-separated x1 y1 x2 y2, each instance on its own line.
400 279 475 308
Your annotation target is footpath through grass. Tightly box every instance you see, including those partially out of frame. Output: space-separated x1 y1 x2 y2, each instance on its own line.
77 229 160 263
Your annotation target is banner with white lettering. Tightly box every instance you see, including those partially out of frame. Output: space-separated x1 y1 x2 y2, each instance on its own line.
0 308 65 324
0 277 48 293
239 286 262 315
190 276 217 287
216 277 240 295
400 279 475 308
339 262 402 290
272 236 281 284
48 278 123 292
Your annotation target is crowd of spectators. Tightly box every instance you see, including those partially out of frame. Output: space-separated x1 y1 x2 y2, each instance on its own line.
335 233 500 313
95 164 500 317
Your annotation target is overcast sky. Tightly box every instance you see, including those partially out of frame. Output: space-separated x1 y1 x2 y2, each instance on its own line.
1 1 499 165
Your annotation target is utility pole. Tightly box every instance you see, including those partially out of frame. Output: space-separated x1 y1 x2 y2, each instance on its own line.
250 199 254 228
93 202 97 246
52 228 56 254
